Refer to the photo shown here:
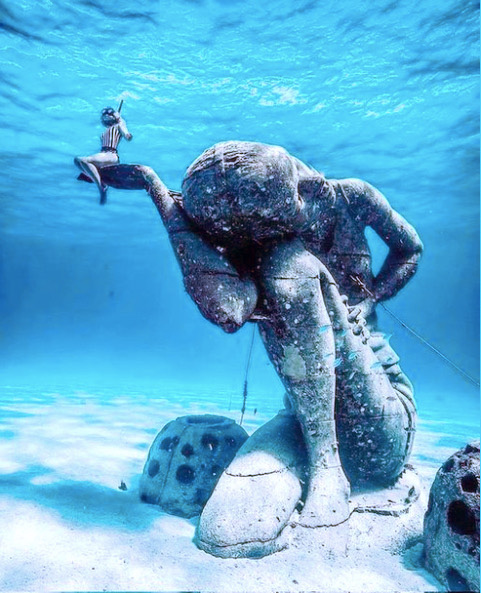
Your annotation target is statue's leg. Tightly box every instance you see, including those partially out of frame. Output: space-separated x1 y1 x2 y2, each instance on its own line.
256 239 350 528
317 267 416 486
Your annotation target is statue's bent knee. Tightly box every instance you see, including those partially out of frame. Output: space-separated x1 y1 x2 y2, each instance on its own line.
257 239 322 285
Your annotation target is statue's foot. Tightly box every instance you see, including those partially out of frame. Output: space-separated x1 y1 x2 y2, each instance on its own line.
297 466 350 528
195 411 308 558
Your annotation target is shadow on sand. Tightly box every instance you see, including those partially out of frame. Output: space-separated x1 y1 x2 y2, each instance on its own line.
0 464 169 531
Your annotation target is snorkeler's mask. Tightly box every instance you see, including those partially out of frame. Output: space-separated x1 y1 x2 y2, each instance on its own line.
101 107 119 127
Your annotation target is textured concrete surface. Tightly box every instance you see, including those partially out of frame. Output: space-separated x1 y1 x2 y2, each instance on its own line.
195 411 308 558
424 441 480 592
100 155 422 558
140 415 248 518
196 413 425 559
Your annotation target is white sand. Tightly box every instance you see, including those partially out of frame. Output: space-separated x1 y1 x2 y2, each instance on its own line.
0 387 475 592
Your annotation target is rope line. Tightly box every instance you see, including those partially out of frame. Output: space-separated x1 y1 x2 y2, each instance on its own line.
349 273 479 389
240 324 256 426
380 303 480 388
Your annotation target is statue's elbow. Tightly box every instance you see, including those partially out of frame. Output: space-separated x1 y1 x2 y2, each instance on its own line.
198 295 257 334
402 233 423 264
184 274 258 333
140 165 155 178
412 236 424 261
212 309 249 334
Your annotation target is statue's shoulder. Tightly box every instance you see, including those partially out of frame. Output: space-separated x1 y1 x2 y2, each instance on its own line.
328 178 389 225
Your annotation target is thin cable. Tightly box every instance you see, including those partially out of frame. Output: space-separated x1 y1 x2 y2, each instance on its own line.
349 274 480 389
240 324 256 426
381 303 480 388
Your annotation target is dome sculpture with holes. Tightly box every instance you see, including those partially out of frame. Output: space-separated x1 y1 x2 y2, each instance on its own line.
139 415 249 518
423 440 480 593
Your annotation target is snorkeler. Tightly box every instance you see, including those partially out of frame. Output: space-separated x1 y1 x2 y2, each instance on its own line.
74 102 132 205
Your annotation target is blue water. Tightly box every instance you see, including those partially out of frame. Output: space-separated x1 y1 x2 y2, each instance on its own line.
0 1 479 419
0 2 479 592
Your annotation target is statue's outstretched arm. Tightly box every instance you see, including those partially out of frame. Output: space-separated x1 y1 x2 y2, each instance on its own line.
341 179 424 304
100 164 258 332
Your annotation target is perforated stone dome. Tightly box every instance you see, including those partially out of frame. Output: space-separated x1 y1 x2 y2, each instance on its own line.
139 414 248 518
423 441 480 592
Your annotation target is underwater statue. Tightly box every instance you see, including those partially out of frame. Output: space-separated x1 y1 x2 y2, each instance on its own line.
75 102 132 205
90 140 423 556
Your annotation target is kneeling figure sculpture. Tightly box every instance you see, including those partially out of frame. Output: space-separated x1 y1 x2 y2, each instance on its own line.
94 141 423 558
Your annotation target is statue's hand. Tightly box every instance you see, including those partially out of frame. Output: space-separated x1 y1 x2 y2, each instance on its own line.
348 297 375 324
347 298 375 344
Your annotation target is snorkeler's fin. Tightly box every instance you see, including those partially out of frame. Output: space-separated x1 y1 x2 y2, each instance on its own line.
77 173 94 183
99 184 108 205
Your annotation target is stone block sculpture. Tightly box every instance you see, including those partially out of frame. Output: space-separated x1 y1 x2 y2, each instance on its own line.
94 140 423 557
424 441 480 592
140 415 248 518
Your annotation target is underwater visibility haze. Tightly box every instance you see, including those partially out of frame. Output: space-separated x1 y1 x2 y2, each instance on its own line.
0 0 479 589
1 0 479 402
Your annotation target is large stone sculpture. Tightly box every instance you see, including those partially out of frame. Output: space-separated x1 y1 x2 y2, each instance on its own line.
93 140 423 557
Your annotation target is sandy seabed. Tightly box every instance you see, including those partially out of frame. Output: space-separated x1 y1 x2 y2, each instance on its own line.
0 386 477 592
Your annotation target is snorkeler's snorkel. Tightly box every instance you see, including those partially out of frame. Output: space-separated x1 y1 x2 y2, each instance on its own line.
117 99 124 113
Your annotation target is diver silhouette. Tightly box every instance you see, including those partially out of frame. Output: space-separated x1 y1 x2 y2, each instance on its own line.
75 102 132 205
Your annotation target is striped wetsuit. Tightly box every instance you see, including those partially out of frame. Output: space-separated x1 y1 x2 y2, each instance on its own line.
100 125 122 154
